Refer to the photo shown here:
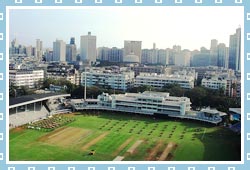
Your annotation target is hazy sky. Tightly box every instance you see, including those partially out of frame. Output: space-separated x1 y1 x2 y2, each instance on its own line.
9 6 243 51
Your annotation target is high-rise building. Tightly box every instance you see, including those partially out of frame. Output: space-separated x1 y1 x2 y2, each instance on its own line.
25 46 32 57
70 37 75 45
191 47 211 67
229 27 241 71
158 49 170 65
217 43 229 68
53 39 66 62
210 39 218 66
97 47 110 61
45 48 53 62
110 47 123 62
80 32 97 65
9 69 44 88
151 43 158 64
9 38 19 55
124 40 142 63
66 37 77 62
97 47 123 62
174 50 191 67
173 45 181 53
36 39 43 60
141 49 150 64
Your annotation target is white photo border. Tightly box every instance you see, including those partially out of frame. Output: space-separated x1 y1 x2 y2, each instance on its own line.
0 0 248 170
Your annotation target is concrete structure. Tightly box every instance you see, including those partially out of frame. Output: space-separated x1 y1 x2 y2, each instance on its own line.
53 39 66 62
71 91 222 124
229 27 241 71
124 41 142 63
200 68 239 97
141 49 153 64
36 39 43 60
9 69 44 88
9 93 71 128
158 49 170 65
46 63 80 85
174 50 191 67
131 65 171 76
123 54 140 63
25 46 32 57
45 48 53 62
97 47 123 62
201 77 227 90
191 47 211 67
80 32 97 64
217 43 229 68
97 91 191 116
141 44 169 65
97 47 110 61
109 47 123 62
210 39 218 66
66 44 77 62
135 72 195 89
81 67 134 91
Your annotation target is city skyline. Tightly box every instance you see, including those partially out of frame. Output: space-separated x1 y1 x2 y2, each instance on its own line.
9 6 243 50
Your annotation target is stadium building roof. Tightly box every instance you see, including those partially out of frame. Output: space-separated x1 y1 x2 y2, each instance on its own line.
229 108 241 115
9 93 70 109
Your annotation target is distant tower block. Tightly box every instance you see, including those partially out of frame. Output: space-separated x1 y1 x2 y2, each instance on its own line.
124 40 142 63
80 32 97 65
70 37 75 45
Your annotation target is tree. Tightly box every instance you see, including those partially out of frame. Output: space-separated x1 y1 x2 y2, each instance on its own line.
9 84 17 98
127 85 153 93
162 84 185 97
186 86 207 109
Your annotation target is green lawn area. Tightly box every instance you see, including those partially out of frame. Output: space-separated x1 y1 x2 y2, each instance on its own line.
9 111 241 161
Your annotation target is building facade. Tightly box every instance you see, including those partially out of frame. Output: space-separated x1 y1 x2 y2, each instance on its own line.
66 44 77 62
210 39 218 66
124 40 142 63
97 91 191 116
201 77 227 90
9 69 44 88
46 63 80 85
81 67 135 91
53 40 66 62
36 39 43 60
97 47 123 62
134 73 195 89
80 32 97 64
229 27 241 71
217 43 229 68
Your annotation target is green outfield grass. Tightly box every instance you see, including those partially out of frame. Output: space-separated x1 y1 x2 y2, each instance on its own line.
9 111 241 161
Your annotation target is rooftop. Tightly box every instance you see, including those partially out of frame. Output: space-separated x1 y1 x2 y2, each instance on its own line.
9 93 70 108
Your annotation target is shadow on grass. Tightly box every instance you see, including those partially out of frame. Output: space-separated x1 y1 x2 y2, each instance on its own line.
75 110 241 161
193 127 241 161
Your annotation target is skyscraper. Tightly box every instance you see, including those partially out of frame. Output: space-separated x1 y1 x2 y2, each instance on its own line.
110 47 123 62
124 40 142 63
210 39 218 66
158 49 170 65
66 37 77 62
25 46 32 57
217 43 229 68
80 32 97 65
229 27 241 71
174 50 191 67
36 39 43 60
53 39 66 62
70 37 75 45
